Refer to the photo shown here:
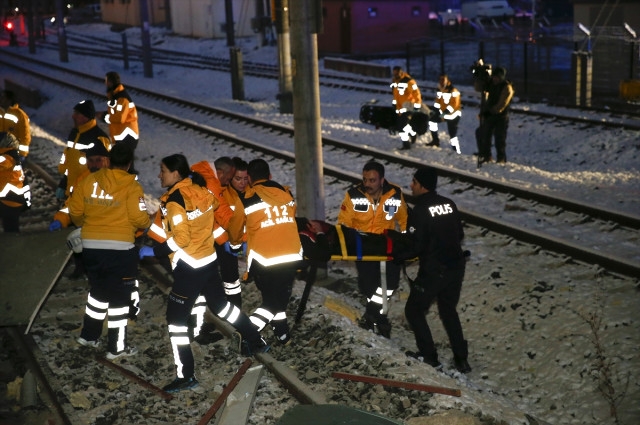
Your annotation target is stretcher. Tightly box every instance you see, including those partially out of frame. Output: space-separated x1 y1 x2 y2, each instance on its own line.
295 223 412 323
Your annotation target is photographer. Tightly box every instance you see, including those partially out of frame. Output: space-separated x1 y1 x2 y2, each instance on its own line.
477 66 514 165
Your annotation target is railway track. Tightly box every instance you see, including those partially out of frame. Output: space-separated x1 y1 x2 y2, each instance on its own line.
7 155 640 425
3 28 639 425
3 49 637 278
25 27 640 124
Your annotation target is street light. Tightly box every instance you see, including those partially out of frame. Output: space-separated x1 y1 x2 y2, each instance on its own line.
624 22 636 39
577 22 591 51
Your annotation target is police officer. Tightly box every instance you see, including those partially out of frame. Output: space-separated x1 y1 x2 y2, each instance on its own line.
397 166 471 373
337 161 408 338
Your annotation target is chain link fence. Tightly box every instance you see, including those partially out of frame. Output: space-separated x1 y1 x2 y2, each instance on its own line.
404 26 640 107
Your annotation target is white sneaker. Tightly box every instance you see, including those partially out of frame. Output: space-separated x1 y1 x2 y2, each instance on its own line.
106 346 138 360
77 337 100 348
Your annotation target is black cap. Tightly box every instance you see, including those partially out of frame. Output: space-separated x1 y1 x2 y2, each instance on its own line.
414 166 437 191
84 141 110 157
73 100 96 119
493 67 507 79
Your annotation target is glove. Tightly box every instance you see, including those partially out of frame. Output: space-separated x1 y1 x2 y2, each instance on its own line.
139 246 155 260
223 241 239 257
49 220 62 232
55 187 66 200
241 242 247 257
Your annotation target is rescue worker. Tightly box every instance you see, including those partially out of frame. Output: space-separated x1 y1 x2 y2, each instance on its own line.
395 166 471 373
145 158 240 345
139 154 267 393
49 142 111 280
214 156 236 186
337 161 408 338
390 66 423 150
427 74 462 154
0 132 31 232
99 72 139 173
57 100 111 200
231 158 303 346
478 66 514 165
68 143 150 359
0 90 30 162
216 157 249 308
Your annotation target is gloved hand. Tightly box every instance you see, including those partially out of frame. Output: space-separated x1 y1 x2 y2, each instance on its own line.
223 241 239 257
139 246 155 260
55 187 66 200
49 220 62 232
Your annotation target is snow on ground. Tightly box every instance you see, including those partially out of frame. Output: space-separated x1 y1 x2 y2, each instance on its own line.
2 23 639 425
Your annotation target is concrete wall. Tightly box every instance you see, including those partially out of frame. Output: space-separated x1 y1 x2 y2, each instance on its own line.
170 0 255 39
100 0 167 27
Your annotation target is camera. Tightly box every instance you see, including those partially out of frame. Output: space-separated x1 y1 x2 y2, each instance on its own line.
470 59 492 92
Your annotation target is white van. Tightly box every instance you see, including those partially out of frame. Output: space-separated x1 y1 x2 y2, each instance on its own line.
462 1 515 20
477 1 515 19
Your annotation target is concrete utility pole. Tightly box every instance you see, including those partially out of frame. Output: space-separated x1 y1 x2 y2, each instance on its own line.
274 0 293 113
225 0 235 47
55 0 68 62
27 0 35 53
289 0 324 220
140 0 153 77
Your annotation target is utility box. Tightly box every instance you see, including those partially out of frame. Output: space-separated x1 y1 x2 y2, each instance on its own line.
619 79 640 101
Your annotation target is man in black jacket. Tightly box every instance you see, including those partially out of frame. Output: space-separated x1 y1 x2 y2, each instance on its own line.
478 67 514 165
397 166 471 373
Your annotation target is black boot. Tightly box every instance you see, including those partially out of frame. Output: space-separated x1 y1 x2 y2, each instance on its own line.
454 356 472 373
426 132 439 147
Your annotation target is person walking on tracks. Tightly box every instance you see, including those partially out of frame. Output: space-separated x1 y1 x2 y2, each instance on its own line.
99 72 139 173
139 153 267 393
395 166 471 373
68 143 150 360
231 158 303 347
391 66 423 150
427 74 462 154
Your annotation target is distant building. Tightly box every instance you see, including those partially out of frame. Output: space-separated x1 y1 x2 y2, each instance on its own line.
99 0 254 38
100 0 167 27
317 0 436 56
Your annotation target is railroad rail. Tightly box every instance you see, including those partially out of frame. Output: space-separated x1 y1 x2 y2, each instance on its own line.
4 37 640 127
3 48 639 277
9 155 640 425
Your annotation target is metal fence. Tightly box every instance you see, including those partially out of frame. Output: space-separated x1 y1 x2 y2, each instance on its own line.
404 26 640 106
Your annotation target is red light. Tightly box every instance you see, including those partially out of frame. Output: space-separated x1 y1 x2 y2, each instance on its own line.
5 22 13 31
